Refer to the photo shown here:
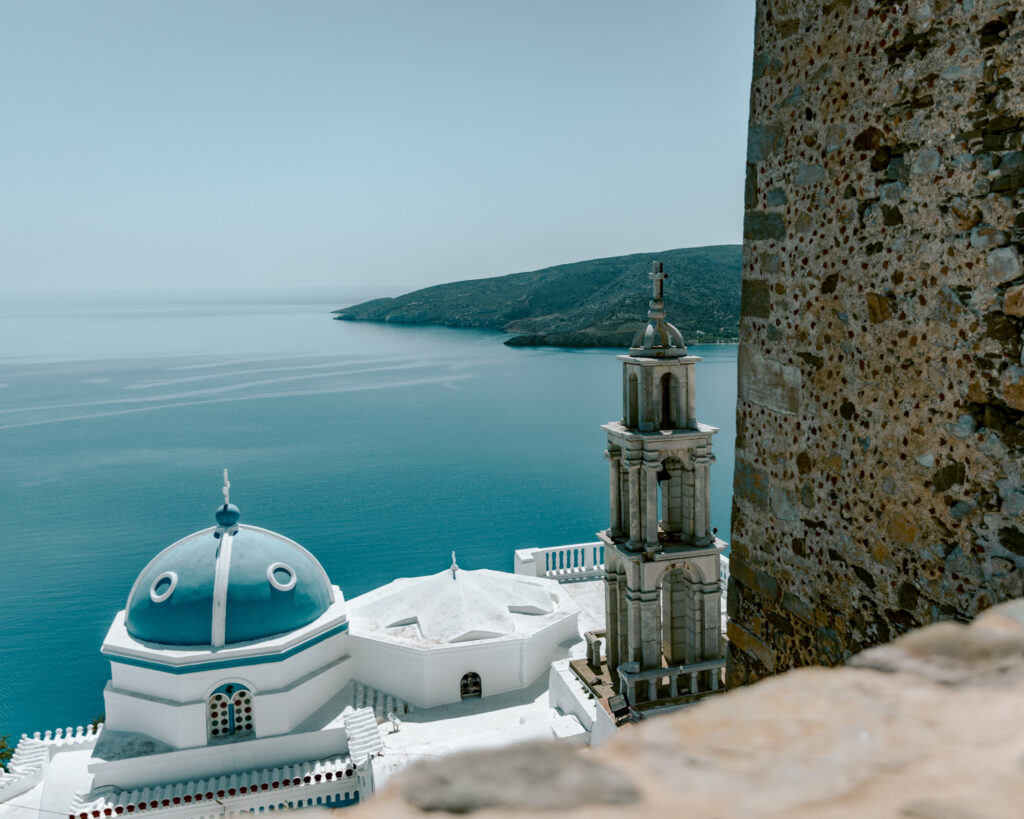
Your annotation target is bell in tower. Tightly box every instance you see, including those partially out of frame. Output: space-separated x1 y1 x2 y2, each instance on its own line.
599 261 727 708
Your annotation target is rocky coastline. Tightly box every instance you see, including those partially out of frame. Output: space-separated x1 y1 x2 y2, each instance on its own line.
333 245 741 349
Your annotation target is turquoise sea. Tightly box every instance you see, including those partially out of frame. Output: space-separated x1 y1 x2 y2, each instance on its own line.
0 289 737 741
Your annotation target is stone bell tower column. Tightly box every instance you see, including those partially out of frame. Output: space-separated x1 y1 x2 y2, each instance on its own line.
599 262 728 706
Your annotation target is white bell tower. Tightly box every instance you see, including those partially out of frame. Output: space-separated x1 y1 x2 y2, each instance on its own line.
600 261 726 706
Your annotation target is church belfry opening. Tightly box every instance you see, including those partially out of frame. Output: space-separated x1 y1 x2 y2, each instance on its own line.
599 262 727 707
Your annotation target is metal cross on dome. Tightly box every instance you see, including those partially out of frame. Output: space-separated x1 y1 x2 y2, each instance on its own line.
222 468 231 505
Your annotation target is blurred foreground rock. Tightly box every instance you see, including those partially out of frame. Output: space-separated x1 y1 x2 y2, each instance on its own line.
349 600 1024 818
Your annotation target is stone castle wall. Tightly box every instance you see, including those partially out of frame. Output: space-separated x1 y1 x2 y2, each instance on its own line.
729 0 1024 684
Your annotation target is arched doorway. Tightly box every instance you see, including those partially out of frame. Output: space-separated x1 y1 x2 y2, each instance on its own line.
660 564 705 666
208 683 253 740
460 672 482 699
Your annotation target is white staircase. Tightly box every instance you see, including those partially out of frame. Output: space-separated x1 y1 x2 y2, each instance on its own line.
342 708 384 766
352 681 413 719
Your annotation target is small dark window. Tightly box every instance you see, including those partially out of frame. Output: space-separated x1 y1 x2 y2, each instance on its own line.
460 672 482 700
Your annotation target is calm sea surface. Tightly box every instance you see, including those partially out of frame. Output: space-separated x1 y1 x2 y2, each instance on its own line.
0 288 737 740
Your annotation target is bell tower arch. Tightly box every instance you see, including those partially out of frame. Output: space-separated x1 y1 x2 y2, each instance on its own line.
600 261 726 706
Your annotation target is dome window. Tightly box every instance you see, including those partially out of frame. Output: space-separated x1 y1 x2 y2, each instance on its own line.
149 571 178 603
267 562 297 592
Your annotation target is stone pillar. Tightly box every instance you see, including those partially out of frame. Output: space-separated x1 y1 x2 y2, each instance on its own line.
605 449 622 537
643 460 660 552
686 365 697 429
617 582 629 673
681 461 695 542
702 586 723 661
621 368 628 425
638 368 653 432
604 569 620 674
638 590 662 671
685 582 703 665
627 458 642 547
693 452 715 544
626 590 644 665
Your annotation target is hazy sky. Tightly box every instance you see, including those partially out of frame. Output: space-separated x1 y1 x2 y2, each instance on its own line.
0 1 755 294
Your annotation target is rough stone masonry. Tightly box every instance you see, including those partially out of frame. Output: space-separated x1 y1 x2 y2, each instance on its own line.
729 0 1024 685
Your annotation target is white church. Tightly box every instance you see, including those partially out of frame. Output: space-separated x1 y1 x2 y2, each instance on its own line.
0 264 729 818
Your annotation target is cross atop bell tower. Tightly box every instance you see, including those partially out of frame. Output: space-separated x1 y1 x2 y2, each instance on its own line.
629 261 686 359
650 259 665 296
599 261 726 707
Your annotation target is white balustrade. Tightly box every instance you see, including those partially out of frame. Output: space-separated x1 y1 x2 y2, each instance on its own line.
513 542 605 580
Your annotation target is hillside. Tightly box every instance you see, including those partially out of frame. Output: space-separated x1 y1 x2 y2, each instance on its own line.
332 245 742 347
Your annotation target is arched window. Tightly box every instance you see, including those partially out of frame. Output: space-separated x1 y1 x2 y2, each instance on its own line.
460 672 482 700
660 373 675 430
208 683 253 741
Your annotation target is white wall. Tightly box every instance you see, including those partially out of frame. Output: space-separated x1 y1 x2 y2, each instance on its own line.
253 655 353 737
346 637 427 705
590 703 619 747
105 636 353 748
421 641 521 706
523 617 580 683
547 660 596 731
90 725 349 790
349 620 578 710
104 685 208 749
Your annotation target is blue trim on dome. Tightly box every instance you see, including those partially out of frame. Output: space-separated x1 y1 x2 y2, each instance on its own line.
103 620 349 674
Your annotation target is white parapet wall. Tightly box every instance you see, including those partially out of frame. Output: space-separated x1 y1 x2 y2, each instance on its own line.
0 724 102 806
89 724 349 790
71 754 369 819
547 660 597 732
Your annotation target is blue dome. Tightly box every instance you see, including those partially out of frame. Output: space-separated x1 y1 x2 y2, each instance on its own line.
125 524 335 647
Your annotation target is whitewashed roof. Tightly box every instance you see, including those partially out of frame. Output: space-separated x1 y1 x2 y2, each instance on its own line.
348 568 577 646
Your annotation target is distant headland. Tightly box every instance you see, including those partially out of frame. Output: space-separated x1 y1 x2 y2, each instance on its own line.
332 245 741 348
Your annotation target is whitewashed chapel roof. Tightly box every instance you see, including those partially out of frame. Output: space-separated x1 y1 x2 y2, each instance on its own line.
348 567 578 647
